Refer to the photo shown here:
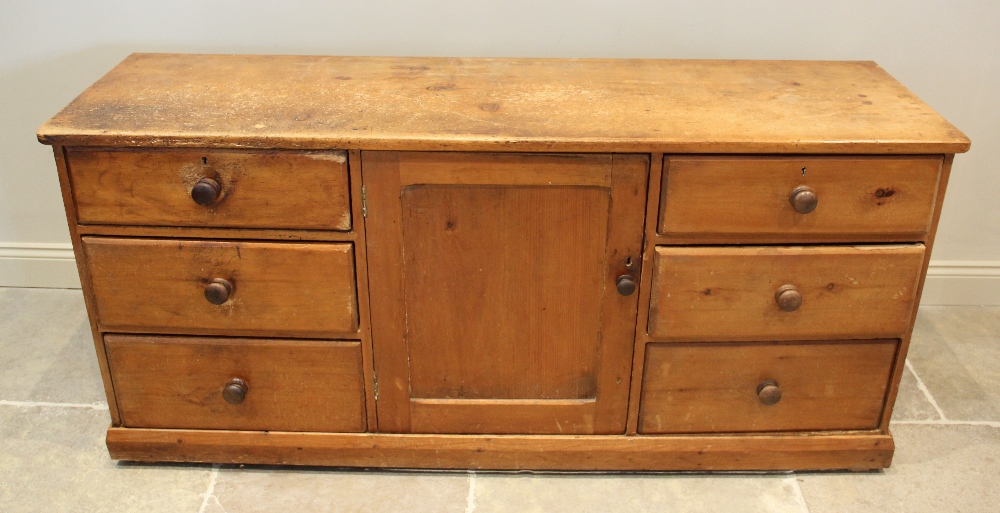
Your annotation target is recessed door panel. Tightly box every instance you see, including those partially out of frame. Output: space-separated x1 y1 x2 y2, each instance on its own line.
403 185 608 400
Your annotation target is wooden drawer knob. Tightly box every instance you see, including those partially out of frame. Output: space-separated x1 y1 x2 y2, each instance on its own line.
222 378 248 405
204 278 234 305
775 284 802 312
757 380 782 405
616 275 637 296
789 186 818 214
191 177 221 206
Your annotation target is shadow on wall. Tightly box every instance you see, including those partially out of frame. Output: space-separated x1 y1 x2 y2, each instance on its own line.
0 45 136 243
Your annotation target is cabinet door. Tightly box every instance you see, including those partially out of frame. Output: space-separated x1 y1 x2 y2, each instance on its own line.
364 152 647 434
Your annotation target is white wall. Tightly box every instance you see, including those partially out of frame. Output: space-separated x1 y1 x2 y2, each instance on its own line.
1 1 997 302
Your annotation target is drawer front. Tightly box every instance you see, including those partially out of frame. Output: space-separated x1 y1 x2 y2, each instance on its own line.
67 148 351 230
648 245 925 341
83 237 358 337
106 335 366 432
639 340 897 433
659 156 941 241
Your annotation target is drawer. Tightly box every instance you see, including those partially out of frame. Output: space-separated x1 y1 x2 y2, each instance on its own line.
66 148 351 230
658 156 941 241
106 335 366 432
639 340 897 433
648 245 925 341
83 237 358 337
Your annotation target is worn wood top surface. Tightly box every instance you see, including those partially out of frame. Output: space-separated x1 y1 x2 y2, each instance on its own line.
38 53 969 153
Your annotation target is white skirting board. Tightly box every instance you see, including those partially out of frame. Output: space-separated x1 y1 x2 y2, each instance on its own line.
0 243 80 289
921 261 1000 306
0 242 997 305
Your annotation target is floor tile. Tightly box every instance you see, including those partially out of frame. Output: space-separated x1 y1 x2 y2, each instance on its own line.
204 467 470 513
473 472 806 513
0 288 105 404
0 405 210 513
798 423 1000 513
907 306 1000 421
889 361 941 421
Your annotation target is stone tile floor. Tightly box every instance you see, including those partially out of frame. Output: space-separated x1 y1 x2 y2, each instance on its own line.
0 286 997 512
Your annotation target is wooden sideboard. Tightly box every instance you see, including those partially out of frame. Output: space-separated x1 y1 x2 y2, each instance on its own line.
37 53 970 471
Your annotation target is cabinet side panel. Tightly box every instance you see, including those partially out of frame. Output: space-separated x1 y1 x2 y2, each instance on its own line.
879 154 951 431
54 145 122 424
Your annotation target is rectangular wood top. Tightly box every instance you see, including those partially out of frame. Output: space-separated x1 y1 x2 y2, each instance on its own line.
38 53 969 154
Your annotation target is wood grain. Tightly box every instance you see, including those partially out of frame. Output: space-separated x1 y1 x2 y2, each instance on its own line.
625 152 665 435
647 245 926 341
106 428 895 471
83 238 358 337
639 340 897 433
67 148 351 230
658 156 942 241
76 224 358 242
880 154 955 431
50 146 123 425
38 54 969 154
106 335 366 432
397 152 612 187
410 399 596 434
401 185 607 400
347 149 379 431
34 52 970 470
593 154 649 433
365 151 644 434
362 151 411 432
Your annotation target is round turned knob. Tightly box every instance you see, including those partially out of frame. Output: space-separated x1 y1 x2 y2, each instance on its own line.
789 185 818 214
204 278 233 305
616 275 636 296
191 178 221 206
757 380 782 406
222 378 248 405
775 284 802 312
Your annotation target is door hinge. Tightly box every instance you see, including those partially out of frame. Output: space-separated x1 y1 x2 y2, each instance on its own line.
361 185 368 218
373 375 379 400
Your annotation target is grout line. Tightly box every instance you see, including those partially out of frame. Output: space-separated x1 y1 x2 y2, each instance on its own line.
464 470 477 513
198 464 220 513
788 475 810 513
905 359 947 420
0 399 109 410
893 419 1000 428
